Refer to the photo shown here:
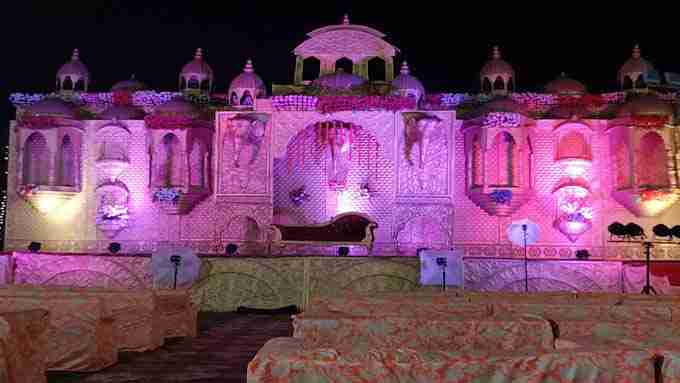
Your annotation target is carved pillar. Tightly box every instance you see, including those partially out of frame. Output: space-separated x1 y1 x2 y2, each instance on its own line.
353 60 363 79
294 56 304 85
321 60 334 76
385 58 394 81
667 126 678 188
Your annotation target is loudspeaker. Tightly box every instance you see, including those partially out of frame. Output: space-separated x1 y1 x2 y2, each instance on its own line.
28 242 41 253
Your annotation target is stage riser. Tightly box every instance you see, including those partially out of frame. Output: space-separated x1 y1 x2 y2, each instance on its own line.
0 252 669 311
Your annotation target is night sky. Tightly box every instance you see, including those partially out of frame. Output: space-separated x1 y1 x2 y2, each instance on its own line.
4 3 679 143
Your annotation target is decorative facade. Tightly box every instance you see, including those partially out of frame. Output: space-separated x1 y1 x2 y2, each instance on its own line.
5 16 680 258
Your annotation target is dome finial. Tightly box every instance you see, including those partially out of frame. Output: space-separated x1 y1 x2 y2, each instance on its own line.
72 48 80 61
400 61 410 75
492 46 501 60
343 14 350 24
244 59 254 73
632 44 641 59
195 48 203 59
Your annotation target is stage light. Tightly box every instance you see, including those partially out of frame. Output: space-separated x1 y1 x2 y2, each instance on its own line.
625 223 645 238
672 225 680 239
575 249 591 259
108 242 121 254
28 241 41 253
653 224 671 239
225 243 238 256
338 246 350 256
608 222 627 238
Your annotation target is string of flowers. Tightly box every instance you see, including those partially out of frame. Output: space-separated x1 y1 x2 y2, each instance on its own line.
17 114 63 128
316 95 416 114
152 188 183 204
640 189 675 202
632 115 668 128
488 189 513 204
144 113 195 129
483 112 521 127
272 95 318 111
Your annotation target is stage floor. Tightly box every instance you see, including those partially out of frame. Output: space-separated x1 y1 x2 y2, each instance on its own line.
2 252 678 311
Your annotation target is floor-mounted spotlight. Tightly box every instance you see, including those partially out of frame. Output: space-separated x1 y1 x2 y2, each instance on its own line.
28 242 42 253
338 246 350 256
108 242 122 254
225 243 238 256
608 222 646 240
653 224 672 240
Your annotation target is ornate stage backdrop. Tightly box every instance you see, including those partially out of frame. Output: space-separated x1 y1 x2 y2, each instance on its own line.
5 17 680 260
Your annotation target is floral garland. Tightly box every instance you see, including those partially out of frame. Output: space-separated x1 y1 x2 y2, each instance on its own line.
272 95 318 111
95 205 129 225
640 189 674 202
112 91 132 106
144 114 194 129
153 188 183 204
289 187 310 206
316 96 416 114
18 184 38 197
632 115 668 128
489 189 512 204
17 114 64 128
483 112 521 127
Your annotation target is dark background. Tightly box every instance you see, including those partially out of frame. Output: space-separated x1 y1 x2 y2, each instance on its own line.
1 2 678 246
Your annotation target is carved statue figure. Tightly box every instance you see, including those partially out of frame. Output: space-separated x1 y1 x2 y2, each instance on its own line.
229 116 266 168
405 115 441 169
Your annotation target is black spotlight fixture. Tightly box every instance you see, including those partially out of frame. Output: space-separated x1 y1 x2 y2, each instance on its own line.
108 242 121 254
653 224 672 239
671 225 680 239
28 241 41 253
608 222 627 239
225 243 238 256
338 246 350 256
575 249 591 259
625 222 646 239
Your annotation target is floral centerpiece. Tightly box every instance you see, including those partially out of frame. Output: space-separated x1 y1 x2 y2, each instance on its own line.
95 205 129 225
144 113 194 130
18 184 38 197
289 187 310 206
554 189 593 242
153 188 183 204
489 189 512 204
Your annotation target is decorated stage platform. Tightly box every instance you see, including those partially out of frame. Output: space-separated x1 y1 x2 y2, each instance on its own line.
2 251 680 311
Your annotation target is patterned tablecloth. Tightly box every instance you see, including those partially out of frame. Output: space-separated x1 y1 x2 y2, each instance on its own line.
247 337 656 383
1 286 164 352
0 296 117 372
0 309 50 383
292 313 555 353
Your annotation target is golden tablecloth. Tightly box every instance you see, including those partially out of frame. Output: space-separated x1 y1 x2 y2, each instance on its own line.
0 296 117 372
0 309 50 383
248 338 656 383
292 313 554 353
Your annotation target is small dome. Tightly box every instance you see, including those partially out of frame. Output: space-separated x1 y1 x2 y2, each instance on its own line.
480 46 514 78
180 48 214 90
24 98 77 118
57 49 90 79
98 105 146 120
545 73 586 95
619 45 654 81
617 94 674 117
314 69 366 89
154 98 198 115
111 75 147 92
229 59 266 93
392 61 425 100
